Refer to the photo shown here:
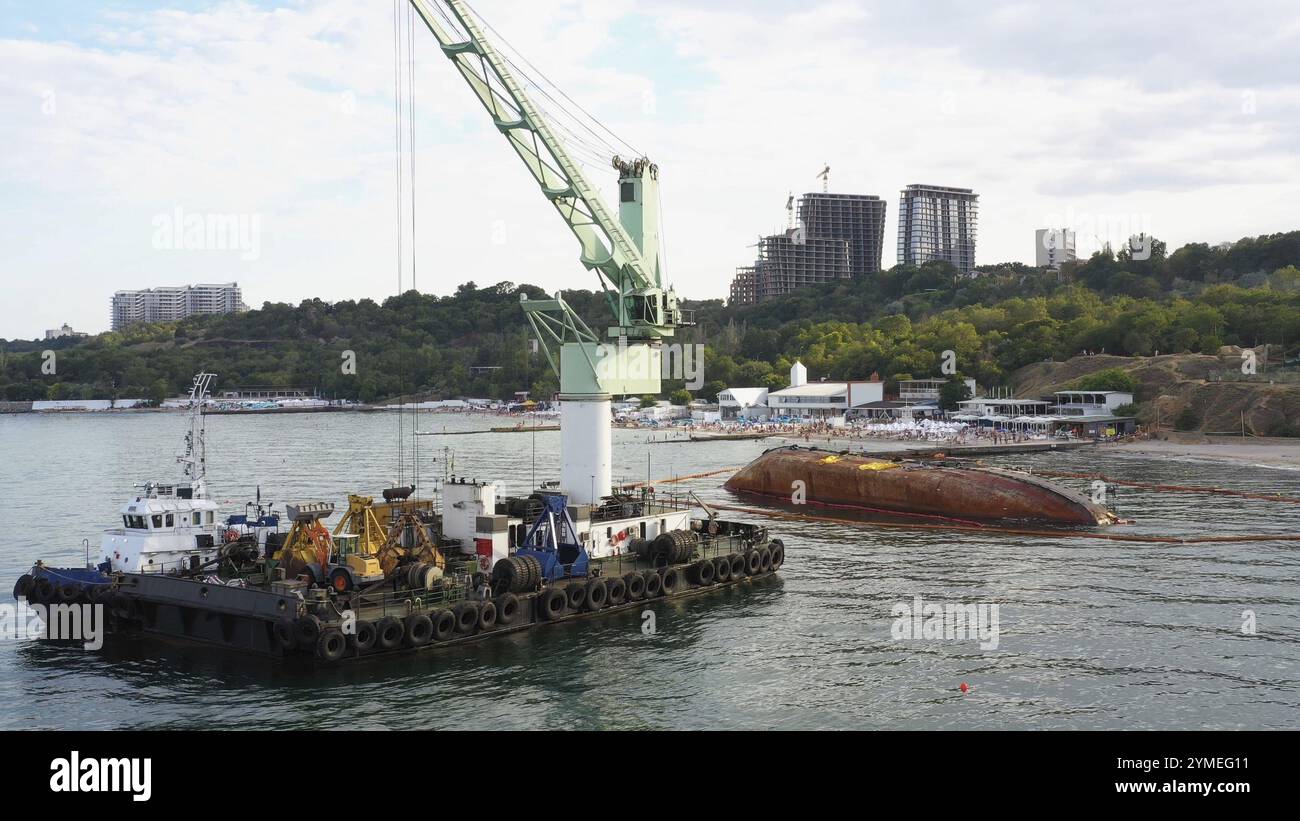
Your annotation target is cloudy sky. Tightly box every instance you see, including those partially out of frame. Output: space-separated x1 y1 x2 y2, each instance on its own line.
2 0 1298 339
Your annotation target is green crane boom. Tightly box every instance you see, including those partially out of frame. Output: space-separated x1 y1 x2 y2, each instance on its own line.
409 0 688 379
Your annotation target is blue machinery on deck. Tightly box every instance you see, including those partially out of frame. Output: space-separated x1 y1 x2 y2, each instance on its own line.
515 494 590 581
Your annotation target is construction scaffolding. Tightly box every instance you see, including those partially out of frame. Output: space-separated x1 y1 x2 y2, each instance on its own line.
729 192 886 306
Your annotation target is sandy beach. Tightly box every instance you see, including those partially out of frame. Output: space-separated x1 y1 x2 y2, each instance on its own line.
1107 436 1300 469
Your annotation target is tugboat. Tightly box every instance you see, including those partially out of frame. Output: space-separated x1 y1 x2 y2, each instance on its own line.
13 373 228 606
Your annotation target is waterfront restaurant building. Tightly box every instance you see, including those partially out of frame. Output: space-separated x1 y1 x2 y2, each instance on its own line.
766 361 884 419
951 391 1135 437
717 388 770 419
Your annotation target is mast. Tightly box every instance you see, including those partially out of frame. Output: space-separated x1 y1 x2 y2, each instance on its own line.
179 373 215 488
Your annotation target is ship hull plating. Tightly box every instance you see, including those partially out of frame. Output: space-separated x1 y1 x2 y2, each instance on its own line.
724 446 1115 526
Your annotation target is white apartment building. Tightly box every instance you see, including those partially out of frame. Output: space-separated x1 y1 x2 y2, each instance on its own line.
111 282 247 330
1035 228 1077 269
44 323 88 340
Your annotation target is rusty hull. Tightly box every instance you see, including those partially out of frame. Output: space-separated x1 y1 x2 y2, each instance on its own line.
723 446 1116 526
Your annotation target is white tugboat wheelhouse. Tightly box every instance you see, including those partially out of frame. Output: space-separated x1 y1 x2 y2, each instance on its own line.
101 373 224 574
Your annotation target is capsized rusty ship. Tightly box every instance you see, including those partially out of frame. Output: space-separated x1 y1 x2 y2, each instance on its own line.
724 446 1117 526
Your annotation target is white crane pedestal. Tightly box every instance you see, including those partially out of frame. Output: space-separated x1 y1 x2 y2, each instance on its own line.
559 394 612 506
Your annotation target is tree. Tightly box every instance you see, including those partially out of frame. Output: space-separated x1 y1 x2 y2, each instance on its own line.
1071 368 1138 394
1175 405 1202 431
669 389 692 406
938 379 972 411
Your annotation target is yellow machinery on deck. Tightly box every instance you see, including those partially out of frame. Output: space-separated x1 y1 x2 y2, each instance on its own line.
331 495 388 590
325 491 447 592
273 502 337 584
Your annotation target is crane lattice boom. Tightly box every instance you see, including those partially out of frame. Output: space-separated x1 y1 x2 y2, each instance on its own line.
409 0 686 345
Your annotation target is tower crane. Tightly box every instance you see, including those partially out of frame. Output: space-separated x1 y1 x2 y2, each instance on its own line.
816 164 830 193
409 0 690 504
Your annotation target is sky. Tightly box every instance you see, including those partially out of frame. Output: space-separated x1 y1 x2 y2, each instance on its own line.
2 0 1299 339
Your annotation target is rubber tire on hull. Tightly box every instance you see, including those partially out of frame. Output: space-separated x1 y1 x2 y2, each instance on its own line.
431 609 456 641
538 587 568 620
769 540 785 570
58 584 81 604
12 574 33 601
759 547 773 572
405 614 434 647
585 578 608 611
605 577 627 606
660 567 681 596
31 577 54 605
689 560 715 586
478 600 498 630
273 619 296 651
111 593 137 621
377 616 404 650
566 584 587 611
295 614 323 648
713 556 732 583
353 620 377 652
316 628 347 662
452 602 479 634
494 593 520 625
745 550 762 576
643 570 663 598
624 573 645 601
728 554 746 579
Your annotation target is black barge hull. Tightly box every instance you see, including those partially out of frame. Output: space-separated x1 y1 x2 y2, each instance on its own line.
35 534 785 663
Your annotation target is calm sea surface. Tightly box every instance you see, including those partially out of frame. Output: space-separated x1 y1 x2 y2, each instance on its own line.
1 410 1297 730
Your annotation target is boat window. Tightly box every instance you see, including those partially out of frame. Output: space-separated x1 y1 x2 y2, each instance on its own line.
165 514 174 527
124 515 147 530
193 512 202 526
151 515 163 529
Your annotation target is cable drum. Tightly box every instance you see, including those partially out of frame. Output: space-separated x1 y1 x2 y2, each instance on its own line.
650 530 698 564
491 555 541 593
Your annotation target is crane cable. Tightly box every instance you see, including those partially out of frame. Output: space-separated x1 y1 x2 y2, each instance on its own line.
459 0 642 158
422 2 619 171
407 0 420 494
706 501 1300 545
392 0 406 485
623 468 1300 544
1030 470 1300 505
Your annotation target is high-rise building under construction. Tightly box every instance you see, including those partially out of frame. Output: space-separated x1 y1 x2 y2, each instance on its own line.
729 192 886 306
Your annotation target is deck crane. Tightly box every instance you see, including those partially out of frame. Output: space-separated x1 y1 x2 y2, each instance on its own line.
409 0 691 505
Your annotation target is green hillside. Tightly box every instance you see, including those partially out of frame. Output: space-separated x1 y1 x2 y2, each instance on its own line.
2 231 1298 405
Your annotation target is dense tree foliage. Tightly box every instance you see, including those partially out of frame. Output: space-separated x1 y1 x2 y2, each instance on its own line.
2 232 1297 403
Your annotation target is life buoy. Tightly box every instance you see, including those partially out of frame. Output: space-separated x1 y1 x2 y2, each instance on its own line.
224 529 240 543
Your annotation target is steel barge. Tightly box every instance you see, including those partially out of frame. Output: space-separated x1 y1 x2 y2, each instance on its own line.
12 375 784 664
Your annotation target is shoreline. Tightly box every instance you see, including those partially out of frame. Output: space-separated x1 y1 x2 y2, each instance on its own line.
1105 437 1300 469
